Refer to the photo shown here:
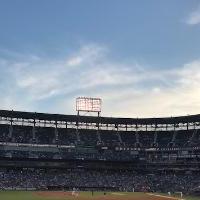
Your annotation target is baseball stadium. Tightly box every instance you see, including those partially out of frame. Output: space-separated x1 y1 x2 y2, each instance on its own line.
1 1 200 200
0 97 200 200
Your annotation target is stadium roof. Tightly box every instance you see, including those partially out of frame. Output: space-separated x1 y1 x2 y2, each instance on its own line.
0 109 200 125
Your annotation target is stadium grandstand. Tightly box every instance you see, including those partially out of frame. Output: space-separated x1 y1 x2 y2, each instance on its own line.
0 108 200 196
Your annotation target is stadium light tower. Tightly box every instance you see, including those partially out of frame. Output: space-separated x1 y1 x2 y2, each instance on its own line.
76 97 102 117
75 97 102 142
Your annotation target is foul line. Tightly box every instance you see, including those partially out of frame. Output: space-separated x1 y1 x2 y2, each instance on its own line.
147 193 184 200
111 193 126 196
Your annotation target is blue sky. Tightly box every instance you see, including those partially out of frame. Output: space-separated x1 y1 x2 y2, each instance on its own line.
0 0 200 117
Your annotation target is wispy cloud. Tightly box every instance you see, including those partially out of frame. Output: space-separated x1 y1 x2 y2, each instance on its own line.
185 5 200 25
66 44 107 67
1 44 200 117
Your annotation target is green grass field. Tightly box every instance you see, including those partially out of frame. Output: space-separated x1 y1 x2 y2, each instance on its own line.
0 191 199 200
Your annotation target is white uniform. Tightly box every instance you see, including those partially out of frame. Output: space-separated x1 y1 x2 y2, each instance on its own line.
72 188 76 196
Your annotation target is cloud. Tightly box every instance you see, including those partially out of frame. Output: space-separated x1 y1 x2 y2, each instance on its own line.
185 6 200 25
1 44 200 117
66 44 106 67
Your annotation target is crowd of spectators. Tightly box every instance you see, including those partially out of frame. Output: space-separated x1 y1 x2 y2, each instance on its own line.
1 124 200 148
0 168 199 194
1 119 200 196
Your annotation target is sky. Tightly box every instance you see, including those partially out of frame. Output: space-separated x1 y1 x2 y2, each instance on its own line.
0 0 200 118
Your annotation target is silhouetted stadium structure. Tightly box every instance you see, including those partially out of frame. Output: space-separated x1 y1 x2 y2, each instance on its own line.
0 109 200 194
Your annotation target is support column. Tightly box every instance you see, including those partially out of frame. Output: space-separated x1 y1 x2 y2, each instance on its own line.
8 119 13 141
32 118 36 143
76 111 80 142
55 121 58 143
